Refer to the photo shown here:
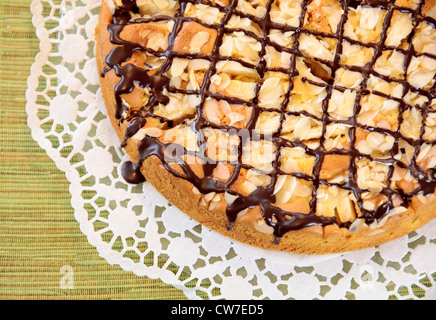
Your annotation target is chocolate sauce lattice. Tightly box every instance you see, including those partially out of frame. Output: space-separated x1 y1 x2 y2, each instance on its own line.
101 0 436 243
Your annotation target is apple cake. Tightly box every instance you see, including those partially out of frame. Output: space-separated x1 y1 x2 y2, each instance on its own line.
95 0 436 254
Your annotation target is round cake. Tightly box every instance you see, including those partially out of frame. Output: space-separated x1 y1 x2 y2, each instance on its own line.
95 0 436 254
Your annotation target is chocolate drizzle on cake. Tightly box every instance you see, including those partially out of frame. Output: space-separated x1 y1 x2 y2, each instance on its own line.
101 0 436 243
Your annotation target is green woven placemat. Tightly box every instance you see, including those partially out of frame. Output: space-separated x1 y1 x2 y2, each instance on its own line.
2 0 434 301
0 1 186 300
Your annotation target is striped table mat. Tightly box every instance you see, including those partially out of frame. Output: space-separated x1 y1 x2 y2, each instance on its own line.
0 0 186 300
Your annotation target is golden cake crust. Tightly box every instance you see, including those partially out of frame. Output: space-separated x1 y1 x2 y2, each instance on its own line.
95 0 436 254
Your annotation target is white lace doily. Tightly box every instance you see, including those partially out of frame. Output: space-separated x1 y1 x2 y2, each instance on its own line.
26 0 436 300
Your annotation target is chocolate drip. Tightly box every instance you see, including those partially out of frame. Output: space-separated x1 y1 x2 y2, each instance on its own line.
101 0 436 243
122 161 146 184
121 117 147 147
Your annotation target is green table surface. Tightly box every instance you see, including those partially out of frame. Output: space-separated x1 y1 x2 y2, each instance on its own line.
0 0 187 300
2 0 435 301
